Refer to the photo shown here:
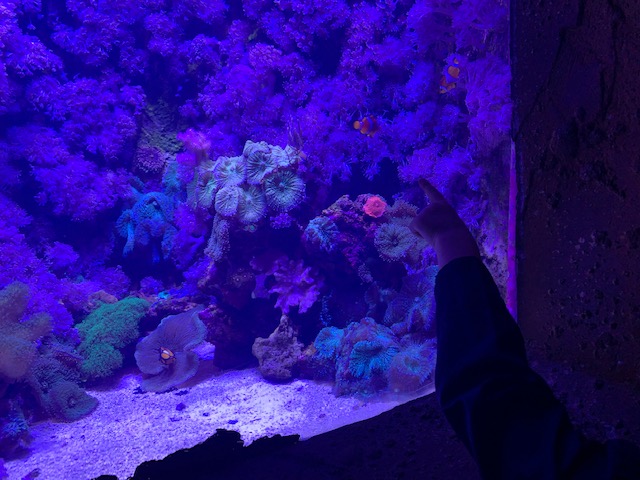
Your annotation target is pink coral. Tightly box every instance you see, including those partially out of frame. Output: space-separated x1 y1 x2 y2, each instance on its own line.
363 195 387 218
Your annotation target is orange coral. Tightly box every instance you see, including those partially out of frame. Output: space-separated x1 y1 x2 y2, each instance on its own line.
363 195 387 218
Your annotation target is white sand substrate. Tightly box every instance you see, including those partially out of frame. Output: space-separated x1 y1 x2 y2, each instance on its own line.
5 366 431 480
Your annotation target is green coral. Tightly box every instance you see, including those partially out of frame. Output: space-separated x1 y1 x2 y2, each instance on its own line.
45 381 98 422
77 297 149 380
79 343 123 379
0 282 51 380
27 349 98 421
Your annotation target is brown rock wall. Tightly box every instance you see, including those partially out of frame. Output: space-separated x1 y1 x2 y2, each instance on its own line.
515 0 640 445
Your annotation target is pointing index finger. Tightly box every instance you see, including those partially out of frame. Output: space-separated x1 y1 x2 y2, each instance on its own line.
418 178 446 203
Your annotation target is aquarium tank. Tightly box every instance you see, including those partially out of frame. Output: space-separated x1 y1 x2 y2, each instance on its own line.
0 0 511 478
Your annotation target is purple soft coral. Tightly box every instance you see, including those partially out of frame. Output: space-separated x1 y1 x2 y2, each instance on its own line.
268 257 324 314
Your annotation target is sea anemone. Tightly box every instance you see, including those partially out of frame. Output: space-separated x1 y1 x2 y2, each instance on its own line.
214 185 241 216
264 170 305 212
374 223 416 262
196 176 218 210
214 155 246 187
244 142 277 184
134 306 207 393
237 185 267 223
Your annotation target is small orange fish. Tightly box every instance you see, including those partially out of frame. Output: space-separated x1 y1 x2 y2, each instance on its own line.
439 76 456 94
353 115 380 137
159 346 176 365
446 65 460 80
439 56 461 94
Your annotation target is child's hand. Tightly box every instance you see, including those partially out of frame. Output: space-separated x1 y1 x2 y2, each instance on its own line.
410 179 480 268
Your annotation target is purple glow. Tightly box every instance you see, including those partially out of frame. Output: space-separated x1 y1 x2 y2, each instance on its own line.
0 0 511 476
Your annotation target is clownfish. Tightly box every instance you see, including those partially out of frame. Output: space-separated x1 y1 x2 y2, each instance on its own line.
439 56 461 94
159 346 176 365
353 115 380 137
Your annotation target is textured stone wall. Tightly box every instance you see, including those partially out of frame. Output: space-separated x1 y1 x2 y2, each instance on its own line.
514 0 640 443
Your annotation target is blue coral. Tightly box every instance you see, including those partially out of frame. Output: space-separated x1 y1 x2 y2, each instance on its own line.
243 141 277 184
313 326 344 360
327 317 402 396
198 176 218 209
303 216 339 253
0 399 31 456
348 339 399 379
204 215 231 261
269 257 323 314
116 189 177 262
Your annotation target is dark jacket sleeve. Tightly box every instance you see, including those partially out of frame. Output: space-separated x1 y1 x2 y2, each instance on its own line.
434 256 640 480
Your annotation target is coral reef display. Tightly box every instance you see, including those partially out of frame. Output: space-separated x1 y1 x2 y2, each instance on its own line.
135 307 208 392
0 0 511 466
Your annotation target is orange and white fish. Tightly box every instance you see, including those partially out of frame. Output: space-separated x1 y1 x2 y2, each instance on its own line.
159 346 176 365
353 115 381 137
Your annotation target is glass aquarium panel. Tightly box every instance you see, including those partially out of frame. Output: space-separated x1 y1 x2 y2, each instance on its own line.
0 0 511 478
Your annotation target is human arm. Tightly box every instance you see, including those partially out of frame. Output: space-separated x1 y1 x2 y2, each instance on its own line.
411 179 640 479
409 179 480 269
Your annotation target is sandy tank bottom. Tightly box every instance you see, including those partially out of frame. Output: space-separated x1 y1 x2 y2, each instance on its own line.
5 366 430 480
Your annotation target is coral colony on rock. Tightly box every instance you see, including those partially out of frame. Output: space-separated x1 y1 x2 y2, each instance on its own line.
0 0 510 476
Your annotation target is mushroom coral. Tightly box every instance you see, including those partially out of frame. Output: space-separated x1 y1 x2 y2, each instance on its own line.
134 306 207 392
386 340 437 393
374 222 417 262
